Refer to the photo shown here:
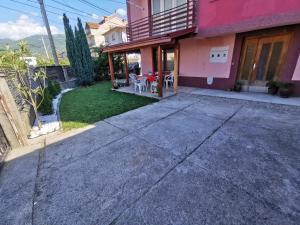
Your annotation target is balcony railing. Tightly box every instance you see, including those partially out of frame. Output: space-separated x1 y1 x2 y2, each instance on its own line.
127 0 197 42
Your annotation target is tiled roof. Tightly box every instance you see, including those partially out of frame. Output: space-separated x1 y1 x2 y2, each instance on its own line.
86 22 100 29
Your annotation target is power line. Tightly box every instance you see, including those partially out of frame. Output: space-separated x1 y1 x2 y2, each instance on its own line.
103 0 126 4
27 0 94 19
50 0 95 17
0 4 61 26
8 0 78 21
77 0 112 14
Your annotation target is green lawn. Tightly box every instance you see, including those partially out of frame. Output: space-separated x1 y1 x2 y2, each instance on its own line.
60 82 158 131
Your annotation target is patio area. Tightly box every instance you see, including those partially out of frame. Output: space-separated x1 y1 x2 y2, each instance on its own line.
179 86 300 107
114 83 176 99
1 93 299 225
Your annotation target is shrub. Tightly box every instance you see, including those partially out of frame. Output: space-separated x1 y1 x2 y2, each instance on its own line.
266 81 279 89
38 80 61 115
48 80 61 97
38 89 53 115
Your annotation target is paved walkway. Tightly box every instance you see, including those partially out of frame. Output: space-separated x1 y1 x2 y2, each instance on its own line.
1 93 300 225
179 86 300 107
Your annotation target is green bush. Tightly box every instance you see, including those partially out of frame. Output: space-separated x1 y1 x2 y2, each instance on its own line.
38 89 53 115
38 80 61 115
48 80 61 98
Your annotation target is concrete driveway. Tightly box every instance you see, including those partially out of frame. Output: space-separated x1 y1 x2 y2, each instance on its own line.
1 93 299 225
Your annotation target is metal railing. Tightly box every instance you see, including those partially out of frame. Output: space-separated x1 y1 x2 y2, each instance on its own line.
127 0 197 41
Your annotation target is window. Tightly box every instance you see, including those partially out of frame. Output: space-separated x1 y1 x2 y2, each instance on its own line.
152 0 161 14
111 32 116 41
152 0 187 14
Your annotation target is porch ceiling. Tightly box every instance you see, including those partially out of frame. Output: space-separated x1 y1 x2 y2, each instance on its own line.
102 36 172 53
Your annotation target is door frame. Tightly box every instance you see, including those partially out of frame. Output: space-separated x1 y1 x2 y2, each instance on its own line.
238 32 292 86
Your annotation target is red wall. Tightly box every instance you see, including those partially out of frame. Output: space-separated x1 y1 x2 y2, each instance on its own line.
197 0 300 36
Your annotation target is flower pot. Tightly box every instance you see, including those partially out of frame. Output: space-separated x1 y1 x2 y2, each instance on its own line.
234 84 242 92
267 87 278 95
112 83 119 89
279 87 292 98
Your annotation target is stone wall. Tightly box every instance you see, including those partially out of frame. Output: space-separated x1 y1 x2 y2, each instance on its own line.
34 65 76 83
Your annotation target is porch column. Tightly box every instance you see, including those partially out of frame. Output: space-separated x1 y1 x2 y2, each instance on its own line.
124 53 129 85
173 43 180 94
108 52 115 87
157 45 163 97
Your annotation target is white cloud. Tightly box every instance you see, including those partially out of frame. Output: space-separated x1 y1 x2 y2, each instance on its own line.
91 13 99 20
116 8 127 17
30 12 38 17
0 15 62 40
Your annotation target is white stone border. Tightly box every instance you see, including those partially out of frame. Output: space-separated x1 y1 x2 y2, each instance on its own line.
29 88 73 139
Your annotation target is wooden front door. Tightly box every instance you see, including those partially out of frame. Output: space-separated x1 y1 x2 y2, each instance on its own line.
239 34 291 86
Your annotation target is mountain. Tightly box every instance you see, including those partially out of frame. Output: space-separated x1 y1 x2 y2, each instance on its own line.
0 34 66 58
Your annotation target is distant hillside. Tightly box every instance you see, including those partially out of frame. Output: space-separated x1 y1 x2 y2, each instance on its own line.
0 34 66 58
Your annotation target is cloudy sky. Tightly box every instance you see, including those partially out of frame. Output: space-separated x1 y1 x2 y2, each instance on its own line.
0 0 127 40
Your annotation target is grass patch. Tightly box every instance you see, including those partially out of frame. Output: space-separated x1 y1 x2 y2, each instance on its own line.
60 82 158 131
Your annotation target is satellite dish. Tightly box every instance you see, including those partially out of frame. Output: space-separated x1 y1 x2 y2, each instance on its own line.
207 76 214 85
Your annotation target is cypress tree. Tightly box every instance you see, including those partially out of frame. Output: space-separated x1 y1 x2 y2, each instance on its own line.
63 14 81 81
77 18 93 85
74 27 84 84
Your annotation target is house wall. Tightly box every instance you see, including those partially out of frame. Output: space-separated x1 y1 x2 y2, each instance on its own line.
86 15 126 48
140 47 153 75
127 0 149 23
197 0 300 37
292 55 300 81
179 35 235 78
104 28 127 46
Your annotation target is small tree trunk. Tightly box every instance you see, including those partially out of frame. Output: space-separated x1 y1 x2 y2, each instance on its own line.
32 104 42 129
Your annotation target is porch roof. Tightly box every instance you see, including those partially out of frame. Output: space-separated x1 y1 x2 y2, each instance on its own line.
102 36 172 53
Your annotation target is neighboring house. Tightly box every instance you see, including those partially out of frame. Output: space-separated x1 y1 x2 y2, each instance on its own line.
104 0 300 97
85 15 127 48
103 26 127 46
21 57 37 67
85 22 101 48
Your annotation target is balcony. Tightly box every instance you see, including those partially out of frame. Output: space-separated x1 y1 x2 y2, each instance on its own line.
127 0 197 42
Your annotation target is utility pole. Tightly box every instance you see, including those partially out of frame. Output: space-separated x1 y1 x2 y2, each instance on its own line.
37 0 59 66
41 36 50 62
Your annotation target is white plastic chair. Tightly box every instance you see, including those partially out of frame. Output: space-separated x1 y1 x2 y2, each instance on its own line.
135 77 147 94
129 74 139 90
150 81 158 93
165 73 174 89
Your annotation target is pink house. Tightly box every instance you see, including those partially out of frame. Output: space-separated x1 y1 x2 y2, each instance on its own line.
104 0 300 96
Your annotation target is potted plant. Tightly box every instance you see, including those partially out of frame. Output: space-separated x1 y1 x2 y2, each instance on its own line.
278 82 293 98
266 81 279 95
112 80 119 89
233 81 242 92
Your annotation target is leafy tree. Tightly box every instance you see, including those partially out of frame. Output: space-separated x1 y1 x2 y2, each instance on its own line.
0 42 47 128
93 46 109 81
